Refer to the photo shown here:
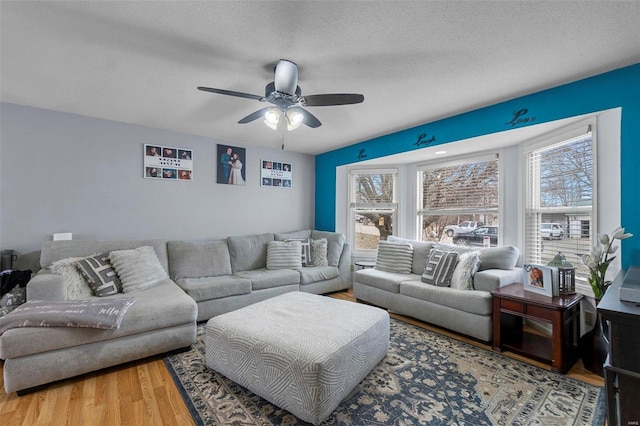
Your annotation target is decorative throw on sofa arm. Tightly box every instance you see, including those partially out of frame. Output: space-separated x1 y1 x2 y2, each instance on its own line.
0 298 136 335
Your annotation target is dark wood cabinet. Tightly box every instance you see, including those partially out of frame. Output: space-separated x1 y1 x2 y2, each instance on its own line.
598 267 640 426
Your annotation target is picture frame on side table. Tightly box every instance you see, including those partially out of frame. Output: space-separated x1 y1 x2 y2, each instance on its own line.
523 264 555 297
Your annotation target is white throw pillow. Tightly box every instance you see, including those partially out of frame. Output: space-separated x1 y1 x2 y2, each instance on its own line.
450 251 481 290
266 240 303 269
109 246 168 293
310 238 329 267
421 249 458 287
50 256 96 300
374 240 413 274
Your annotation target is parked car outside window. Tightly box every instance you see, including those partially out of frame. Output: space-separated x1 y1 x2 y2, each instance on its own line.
453 225 498 247
540 223 564 240
443 221 479 237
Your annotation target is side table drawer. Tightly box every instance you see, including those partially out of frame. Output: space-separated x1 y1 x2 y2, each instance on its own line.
501 299 525 314
527 305 554 321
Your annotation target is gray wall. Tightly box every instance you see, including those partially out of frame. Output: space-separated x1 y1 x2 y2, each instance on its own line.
0 103 315 255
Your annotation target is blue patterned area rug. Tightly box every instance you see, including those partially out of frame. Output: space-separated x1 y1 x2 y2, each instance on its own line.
164 319 605 425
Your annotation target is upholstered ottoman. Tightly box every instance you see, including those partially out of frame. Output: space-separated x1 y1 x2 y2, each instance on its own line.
205 291 389 425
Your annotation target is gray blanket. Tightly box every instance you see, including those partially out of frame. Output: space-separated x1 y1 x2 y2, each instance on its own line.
0 298 135 335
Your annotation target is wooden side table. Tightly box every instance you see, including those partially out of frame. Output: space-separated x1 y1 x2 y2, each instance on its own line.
491 282 583 374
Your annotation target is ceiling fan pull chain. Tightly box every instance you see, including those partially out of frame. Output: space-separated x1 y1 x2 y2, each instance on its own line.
281 127 285 150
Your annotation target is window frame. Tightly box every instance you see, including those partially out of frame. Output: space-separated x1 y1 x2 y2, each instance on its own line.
416 152 502 244
348 168 399 256
522 119 597 294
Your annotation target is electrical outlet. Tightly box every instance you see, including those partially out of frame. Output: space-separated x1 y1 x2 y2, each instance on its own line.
584 311 595 327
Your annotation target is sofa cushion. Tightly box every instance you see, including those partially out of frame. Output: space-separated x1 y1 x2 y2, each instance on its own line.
310 238 329 266
355 268 419 294
40 239 169 272
109 246 168 293
274 230 312 241
450 251 480 291
388 236 433 275
168 240 232 279
227 233 275 273
399 281 493 316
421 250 458 287
76 253 122 296
473 269 523 292
311 231 345 267
266 241 302 269
234 268 300 291
50 256 95 300
374 240 413 274
433 242 475 255
297 266 339 285
176 276 251 302
478 245 519 271
0 280 196 359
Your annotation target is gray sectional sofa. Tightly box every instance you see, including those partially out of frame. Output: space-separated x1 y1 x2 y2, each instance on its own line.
353 237 520 342
0 230 349 394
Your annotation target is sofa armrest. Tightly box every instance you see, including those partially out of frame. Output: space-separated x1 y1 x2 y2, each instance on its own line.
473 269 522 292
26 270 68 301
337 242 351 286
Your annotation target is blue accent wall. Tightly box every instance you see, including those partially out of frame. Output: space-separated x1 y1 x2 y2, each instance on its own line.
315 63 640 268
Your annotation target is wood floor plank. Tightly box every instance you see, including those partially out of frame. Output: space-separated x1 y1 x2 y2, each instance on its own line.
0 289 604 425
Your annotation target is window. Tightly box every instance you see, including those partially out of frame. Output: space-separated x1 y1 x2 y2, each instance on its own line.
524 124 594 280
417 155 500 246
349 169 397 252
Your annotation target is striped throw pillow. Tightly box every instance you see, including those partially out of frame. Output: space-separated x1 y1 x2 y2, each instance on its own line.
422 249 459 287
266 240 302 270
374 240 413 274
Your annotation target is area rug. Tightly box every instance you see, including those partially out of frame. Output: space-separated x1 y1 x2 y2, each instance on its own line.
164 319 605 425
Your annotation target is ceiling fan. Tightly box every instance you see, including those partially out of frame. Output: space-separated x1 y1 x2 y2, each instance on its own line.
197 59 364 131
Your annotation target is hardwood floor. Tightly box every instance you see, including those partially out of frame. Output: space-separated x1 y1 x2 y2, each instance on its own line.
0 289 604 425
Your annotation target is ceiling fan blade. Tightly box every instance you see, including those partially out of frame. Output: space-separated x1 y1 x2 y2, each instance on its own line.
197 87 263 101
303 93 364 107
299 108 322 128
238 107 272 124
274 60 298 95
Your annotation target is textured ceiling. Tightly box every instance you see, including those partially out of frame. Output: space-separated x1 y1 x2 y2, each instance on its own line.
2 1 639 155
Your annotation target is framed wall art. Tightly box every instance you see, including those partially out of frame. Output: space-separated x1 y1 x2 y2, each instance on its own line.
523 264 556 297
217 144 246 185
144 144 193 181
261 159 292 188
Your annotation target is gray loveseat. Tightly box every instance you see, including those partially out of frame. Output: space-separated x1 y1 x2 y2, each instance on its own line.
0 230 350 394
353 237 520 342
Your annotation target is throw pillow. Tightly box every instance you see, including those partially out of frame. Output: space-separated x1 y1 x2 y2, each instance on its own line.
421 249 459 287
50 256 96 300
76 253 121 297
374 240 413 274
450 251 481 290
310 231 345 267
310 238 329 267
109 246 168 293
266 241 303 270
388 236 433 275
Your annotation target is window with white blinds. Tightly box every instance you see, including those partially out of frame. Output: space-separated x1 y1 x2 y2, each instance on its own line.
417 155 499 242
524 125 594 279
349 169 397 251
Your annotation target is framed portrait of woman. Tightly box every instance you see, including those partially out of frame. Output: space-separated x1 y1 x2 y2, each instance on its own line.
523 264 554 297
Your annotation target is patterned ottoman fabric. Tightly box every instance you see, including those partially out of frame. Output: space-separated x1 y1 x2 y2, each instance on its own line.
205 291 390 425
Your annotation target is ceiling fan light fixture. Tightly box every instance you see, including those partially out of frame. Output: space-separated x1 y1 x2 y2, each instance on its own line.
286 108 304 131
264 108 281 130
